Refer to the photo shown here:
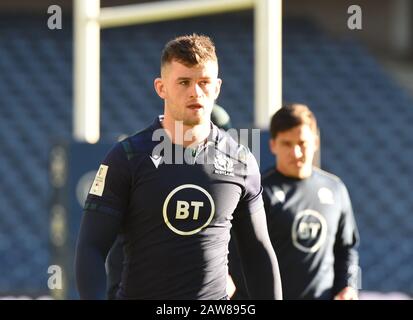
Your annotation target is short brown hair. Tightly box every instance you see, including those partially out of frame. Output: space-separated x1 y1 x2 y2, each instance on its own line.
270 103 318 138
161 34 218 69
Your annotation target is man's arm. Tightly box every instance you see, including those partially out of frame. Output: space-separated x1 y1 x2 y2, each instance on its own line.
333 182 360 299
75 141 131 299
228 235 250 299
75 210 121 299
105 235 125 299
230 147 282 299
232 207 282 300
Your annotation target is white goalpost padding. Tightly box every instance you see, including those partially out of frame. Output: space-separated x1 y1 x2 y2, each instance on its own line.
74 0 101 143
73 0 281 143
99 0 255 28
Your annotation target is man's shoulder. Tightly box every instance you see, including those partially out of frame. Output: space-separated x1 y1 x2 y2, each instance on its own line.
312 167 345 188
118 122 159 159
215 128 252 165
261 167 277 184
128 125 156 146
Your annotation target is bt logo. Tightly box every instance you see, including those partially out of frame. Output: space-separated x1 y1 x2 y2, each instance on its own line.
163 184 215 236
175 201 204 220
292 210 327 253
297 221 321 240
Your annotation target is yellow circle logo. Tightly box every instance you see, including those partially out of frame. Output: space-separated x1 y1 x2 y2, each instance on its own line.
163 184 215 236
291 209 327 253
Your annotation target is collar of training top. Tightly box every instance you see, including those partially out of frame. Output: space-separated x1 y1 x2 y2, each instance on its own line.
151 115 220 147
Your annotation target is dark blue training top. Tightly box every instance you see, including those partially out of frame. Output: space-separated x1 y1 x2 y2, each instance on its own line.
75 116 281 300
262 167 360 299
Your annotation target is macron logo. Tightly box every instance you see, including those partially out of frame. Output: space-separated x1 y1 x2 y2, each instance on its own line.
150 155 162 168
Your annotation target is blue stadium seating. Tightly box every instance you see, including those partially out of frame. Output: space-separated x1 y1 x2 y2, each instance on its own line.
0 12 412 296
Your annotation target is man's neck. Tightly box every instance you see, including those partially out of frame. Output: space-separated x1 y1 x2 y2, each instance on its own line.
162 116 211 147
276 165 313 180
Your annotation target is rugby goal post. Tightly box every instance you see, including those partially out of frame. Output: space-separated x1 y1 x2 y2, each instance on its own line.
73 0 282 143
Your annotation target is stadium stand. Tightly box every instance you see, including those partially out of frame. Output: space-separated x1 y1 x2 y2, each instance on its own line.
0 12 412 297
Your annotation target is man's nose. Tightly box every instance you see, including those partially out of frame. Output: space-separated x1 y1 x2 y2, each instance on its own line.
293 145 303 158
190 83 203 98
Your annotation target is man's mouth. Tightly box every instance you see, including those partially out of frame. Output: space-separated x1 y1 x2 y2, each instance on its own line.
291 160 304 166
292 160 304 166
187 103 203 110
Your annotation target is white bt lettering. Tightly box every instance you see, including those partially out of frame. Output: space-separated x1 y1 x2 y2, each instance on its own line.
298 222 321 240
175 200 204 220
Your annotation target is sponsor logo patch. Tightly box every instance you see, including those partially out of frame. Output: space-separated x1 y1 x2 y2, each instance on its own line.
89 164 108 196
291 209 327 253
163 184 215 236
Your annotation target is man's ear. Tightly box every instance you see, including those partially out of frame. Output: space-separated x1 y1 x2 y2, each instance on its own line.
269 138 277 156
314 132 320 151
214 78 222 99
154 78 165 99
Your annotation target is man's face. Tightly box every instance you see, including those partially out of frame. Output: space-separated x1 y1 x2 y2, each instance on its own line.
154 60 222 126
270 124 319 179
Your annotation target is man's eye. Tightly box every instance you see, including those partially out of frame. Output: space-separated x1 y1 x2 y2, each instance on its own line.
179 81 189 85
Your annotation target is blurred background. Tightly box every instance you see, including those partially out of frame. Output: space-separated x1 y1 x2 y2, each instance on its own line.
0 0 412 299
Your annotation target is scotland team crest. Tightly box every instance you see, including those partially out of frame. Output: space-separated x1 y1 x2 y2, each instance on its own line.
213 152 234 176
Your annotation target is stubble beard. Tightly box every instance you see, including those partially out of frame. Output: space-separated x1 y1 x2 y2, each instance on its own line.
183 107 211 127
